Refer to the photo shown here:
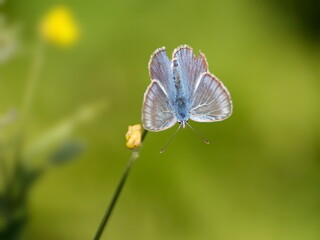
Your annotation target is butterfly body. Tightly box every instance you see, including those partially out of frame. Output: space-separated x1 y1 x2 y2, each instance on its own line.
172 59 191 127
142 45 232 132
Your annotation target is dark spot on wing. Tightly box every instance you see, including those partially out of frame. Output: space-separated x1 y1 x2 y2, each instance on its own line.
173 59 178 67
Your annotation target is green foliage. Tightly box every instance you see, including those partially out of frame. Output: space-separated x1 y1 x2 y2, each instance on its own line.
1 0 320 239
0 102 104 239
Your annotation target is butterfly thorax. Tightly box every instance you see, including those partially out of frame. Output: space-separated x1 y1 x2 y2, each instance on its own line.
172 59 191 127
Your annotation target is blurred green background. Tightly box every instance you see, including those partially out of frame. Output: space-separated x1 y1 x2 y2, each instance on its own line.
1 0 320 239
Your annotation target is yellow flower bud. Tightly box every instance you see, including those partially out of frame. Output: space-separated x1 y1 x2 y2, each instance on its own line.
39 6 79 47
125 124 142 149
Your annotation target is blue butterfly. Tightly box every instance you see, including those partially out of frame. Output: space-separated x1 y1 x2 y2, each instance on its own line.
142 45 232 132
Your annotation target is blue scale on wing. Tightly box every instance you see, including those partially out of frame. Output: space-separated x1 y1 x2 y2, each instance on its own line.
173 45 208 100
190 73 232 122
142 80 177 131
148 47 175 102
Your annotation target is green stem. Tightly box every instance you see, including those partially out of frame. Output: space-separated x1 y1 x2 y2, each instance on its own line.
14 37 45 177
0 154 7 192
93 130 148 240
21 38 45 123
9 37 45 203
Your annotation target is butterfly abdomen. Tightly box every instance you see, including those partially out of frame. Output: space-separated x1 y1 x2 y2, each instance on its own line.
172 59 191 122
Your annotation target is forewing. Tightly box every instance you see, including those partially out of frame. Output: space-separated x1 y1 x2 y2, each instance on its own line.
190 73 232 122
148 47 174 99
142 80 177 131
173 45 208 96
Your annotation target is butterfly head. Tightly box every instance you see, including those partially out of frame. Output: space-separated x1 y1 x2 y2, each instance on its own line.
178 120 188 129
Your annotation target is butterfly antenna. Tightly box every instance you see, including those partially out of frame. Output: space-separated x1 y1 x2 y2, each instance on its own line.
186 122 210 144
160 124 182 153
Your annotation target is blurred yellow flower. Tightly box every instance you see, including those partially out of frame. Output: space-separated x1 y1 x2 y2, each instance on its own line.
125 124 142 149
39 6 79 47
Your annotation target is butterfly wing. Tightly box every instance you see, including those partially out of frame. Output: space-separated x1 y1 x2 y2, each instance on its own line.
142 80 177 131
149 47 175 101
190 72 232 122
172 45 208 97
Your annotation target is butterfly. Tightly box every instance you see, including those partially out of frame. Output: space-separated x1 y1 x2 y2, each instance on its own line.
142 45 232 133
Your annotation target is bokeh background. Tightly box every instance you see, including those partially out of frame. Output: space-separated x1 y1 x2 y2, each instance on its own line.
1 0 320 239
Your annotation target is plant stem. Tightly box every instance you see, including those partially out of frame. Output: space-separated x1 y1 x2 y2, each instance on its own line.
21 38 45 124
11 38 45 188
93 130 148 240
0 154 7 192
